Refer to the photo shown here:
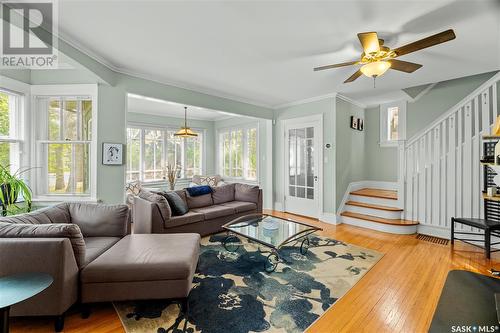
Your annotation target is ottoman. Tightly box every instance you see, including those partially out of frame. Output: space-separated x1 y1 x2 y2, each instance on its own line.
80 233 200 303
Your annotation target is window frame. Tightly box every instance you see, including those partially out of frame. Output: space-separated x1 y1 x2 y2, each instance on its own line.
216 123 259 183
379 100 407 147
30 84 98 202
126 122 206 184
0 88 25 173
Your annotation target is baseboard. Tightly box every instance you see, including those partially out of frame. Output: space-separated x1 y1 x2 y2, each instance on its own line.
417 224 450 239
274 201 283 212
319 212 338 225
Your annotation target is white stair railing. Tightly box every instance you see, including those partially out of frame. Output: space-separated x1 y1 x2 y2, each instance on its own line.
399 72 500 233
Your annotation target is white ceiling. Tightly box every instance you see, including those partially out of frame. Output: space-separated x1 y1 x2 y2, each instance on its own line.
58 0 500 108
128 94 241 121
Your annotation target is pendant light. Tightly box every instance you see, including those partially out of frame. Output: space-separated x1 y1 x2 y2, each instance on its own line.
174 106 198 137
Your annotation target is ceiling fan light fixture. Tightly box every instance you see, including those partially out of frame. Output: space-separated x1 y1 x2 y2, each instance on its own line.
360 61 391 78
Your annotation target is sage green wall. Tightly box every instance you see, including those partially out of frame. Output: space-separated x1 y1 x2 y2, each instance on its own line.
407 71 497 138
275 97 336 214
335 99 366 209
364 107 398 182
127 112 216 175
98 85 127 203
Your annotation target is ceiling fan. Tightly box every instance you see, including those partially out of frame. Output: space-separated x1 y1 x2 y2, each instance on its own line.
314 29 456 85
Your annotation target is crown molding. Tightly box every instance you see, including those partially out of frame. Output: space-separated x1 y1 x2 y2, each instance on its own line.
56 31 275 109
336 94 367 109
273 92 338 110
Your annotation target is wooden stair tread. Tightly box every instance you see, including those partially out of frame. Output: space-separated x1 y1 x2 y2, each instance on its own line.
341 211 419 226
350 188 398 200
345 201 403 212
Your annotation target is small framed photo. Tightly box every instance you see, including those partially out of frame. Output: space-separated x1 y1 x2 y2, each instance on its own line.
350 116 358 130
102 143 123 165
357 119 364 131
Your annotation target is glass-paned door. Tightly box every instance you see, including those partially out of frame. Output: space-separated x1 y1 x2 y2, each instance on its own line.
284 118 320 218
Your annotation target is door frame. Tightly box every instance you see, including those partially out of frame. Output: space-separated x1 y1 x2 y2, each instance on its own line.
282 114 323 218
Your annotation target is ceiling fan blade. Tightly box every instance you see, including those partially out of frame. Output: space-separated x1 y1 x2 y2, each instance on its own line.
393 29 456 57
314 61 359 71
358 32 380 54
389 59 423 73
344 70 363 83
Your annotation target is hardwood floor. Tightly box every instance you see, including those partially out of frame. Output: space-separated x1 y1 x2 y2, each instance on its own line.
11 210 500 333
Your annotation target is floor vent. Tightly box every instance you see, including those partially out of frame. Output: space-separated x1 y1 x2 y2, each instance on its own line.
416 234 449 245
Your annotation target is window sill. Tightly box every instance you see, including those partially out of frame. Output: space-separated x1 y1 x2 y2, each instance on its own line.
224 178 259 185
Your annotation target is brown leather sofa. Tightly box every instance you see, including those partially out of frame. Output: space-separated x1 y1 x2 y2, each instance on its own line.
0 202 200 332
133 183 263 236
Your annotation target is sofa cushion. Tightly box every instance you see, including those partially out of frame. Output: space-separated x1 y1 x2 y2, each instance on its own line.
234 183 260 204
138 190 172 221
220 201 258 213
186 193 213 209
186 185 212 197
212 183 235 204
84 237 121 266
164 192 189 216
0 221 86 268
191 205 235 220
68 203 129 237
81 234 200 283
0 203 71 225
165 211 205 229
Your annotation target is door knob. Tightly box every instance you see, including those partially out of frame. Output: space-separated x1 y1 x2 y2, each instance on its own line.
314 176 318 181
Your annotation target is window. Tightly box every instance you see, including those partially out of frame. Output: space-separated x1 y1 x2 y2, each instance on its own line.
380 101 406 147
35 96 93 196
387 106 399 141
0 90 22 172
126 126 203 182
218 126 258 181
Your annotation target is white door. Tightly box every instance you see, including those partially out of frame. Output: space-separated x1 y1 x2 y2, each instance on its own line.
284 116 321 218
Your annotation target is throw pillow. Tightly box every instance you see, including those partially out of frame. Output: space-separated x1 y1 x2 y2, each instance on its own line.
192 175 222 186
186 185 212 197
138 190 172 221
212 183 236 204
164 191 189 216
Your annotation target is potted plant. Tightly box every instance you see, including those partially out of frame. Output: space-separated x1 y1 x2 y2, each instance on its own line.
0 164 33 216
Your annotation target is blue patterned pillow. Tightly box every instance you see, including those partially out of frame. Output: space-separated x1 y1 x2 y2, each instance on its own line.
186 185 212 197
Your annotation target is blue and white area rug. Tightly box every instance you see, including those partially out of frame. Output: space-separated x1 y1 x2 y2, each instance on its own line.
114 234 382 333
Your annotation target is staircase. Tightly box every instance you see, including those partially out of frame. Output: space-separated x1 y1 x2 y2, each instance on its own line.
340 188 419 234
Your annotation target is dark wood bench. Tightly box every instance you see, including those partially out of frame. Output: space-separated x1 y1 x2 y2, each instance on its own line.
451 217 500 258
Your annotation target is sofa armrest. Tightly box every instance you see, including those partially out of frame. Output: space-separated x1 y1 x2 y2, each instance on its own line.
67 203 130 237
133 196 165 234
0 238 79 316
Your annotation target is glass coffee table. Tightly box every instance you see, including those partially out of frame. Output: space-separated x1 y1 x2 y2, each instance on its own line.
222 214 322 272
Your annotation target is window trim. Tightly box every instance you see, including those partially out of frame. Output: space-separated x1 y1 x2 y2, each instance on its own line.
126 121 206 184
30 84 98 201
216 122 259 183
379 100 407 147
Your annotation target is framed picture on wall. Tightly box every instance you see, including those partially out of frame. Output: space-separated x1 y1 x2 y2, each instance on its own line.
350 116 358 129
102 143 123 165
358 119 364 131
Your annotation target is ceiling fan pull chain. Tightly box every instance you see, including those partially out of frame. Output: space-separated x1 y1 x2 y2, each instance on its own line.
373 76 376 88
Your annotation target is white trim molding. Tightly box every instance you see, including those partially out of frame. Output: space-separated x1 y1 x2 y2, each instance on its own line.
273 93 337 110
336 94 367 109
319 212 337 224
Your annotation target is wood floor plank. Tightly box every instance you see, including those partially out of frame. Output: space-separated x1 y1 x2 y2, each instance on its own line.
10 210 500 333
